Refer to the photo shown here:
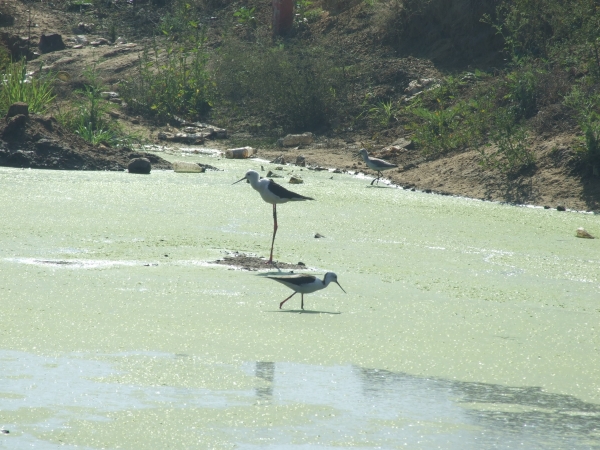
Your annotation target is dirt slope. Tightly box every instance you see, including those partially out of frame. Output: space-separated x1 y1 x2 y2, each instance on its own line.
2 0 599 210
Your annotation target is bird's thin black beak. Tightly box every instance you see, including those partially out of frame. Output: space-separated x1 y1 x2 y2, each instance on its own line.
335 281 346 293
232 176 246 185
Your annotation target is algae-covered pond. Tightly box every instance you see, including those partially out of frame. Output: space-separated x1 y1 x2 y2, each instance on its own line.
1 155 599 448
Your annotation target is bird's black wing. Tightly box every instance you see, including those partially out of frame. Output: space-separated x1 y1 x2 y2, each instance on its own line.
268 179 314 200
267 275 317 287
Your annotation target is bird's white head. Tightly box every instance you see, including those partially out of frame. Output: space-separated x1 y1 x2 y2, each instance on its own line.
358 148 369 161
323 272 346 293
233 170 261 186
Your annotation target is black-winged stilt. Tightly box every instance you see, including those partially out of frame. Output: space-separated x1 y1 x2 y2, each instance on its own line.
267 272 346 310
358 148 397 185
233 170 314 263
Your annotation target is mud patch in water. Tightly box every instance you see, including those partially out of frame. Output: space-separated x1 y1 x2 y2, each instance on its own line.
210 252 309 271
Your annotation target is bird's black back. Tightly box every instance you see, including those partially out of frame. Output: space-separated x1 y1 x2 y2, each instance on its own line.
268 179 314 200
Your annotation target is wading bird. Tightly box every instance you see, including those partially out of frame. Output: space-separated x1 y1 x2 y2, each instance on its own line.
233 170 314 263
267 272 346 310
358 148 398 185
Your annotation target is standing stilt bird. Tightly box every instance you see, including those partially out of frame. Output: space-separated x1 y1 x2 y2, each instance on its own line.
267 272 346 310
233 170 314 263
358 148 398 185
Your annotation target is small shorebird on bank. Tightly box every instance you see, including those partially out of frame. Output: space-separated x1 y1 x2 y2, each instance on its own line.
267 272 346 310
233 170 314 263
358 148 398 185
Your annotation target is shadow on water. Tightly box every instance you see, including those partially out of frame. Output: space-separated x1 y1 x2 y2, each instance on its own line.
250 361 600 449
266 309 342 314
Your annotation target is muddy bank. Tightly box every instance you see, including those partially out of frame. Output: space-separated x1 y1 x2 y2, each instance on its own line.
0 111 171 171
211 252 309 271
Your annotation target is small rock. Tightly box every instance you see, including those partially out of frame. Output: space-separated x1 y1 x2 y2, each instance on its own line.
172 161 205 173
2 114 28 137
279 132 314 147
295 155 306 166
266 170 283 178
100 91 119 99
297 262 305 266
128 157 151 174
72 44 83 49
6 102 29 118
90 38 110 46
275 166 283 170
225 147 254 159
544 205 551 209
576 227 595 239
289 176 303 184
0 429 8 434
314 233 325 238
270 154 285 164
130 118 140 125
556 205 566 211
38 33 66 53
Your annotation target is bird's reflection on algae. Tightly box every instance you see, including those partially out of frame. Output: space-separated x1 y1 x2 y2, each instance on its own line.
250 361 600 449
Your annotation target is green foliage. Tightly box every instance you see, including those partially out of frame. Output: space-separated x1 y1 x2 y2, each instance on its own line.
0 44 10 73
120 35 212 123
233 7 256 26
486 0 600 76
358 97 396 127
57 66 122 146
215 39 347 132
410 101 466 156
503 67 540 118
0 60 56 116
480 108 534 174
564 85 600 175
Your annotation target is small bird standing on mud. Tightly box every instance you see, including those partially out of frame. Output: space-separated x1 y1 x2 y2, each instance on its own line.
267 272 346 310
233 169 314 263
358 148 398 185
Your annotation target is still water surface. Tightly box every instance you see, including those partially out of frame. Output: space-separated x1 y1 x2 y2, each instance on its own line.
0 154 599 448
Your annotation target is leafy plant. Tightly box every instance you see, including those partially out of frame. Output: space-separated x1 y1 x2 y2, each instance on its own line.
57 66 121 146
410 101 466 156
120 33 212 122
233 6 256 26
564 85 600 175
480 108 534 174
0 59 56 116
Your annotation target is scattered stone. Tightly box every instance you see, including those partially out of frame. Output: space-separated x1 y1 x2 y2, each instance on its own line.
576 227 595 239
404 78 441 101
6 102 29 119
130 117 140 125
225 146 255 159
128 157 151 174
424 189 432 193
333 168 343 173
56 71 71 82
314 233 325 238
278 132 314 147
7 150 33 167
0 13 15 27
75 35 88 45
172 161 205 173
461 72 477 83
0 429 8 434
76 22 95 33
544 205 551 209
38 33 66 53
275 166 283 170
295 155 306 166
270 154 285 164
266 170 283 178
100 92 119 99
289 176 303 184
90 38 110 46
72 44 83 49
556 205 566 211
2 114 27 137
297 262 305 266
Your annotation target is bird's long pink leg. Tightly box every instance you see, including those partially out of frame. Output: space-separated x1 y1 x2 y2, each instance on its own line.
268 204 278 263
279 291 296 309
301 294 304 310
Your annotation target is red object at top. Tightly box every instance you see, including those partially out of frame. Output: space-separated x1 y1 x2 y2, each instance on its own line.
272 0 294 36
